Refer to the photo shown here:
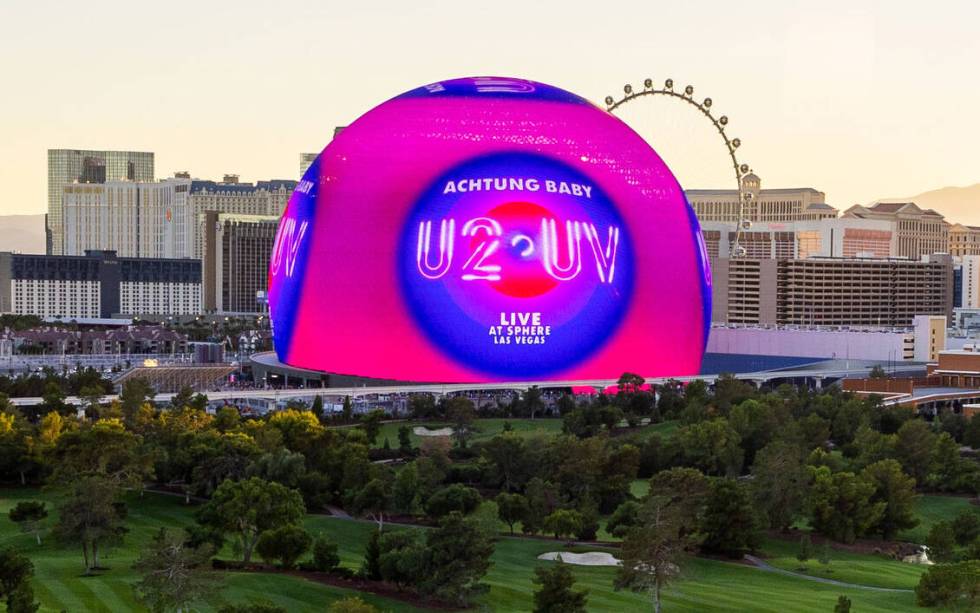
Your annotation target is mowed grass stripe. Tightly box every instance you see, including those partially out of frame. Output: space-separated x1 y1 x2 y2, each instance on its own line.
63 576 120 613
32 577 84 613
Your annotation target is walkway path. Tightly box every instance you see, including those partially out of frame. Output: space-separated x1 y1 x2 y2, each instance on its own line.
743 555 913 593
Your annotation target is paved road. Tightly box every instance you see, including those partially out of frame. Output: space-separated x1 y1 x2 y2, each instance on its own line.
743 554 914 593
9 363 925 407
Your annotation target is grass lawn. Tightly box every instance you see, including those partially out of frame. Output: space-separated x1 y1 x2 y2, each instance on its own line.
629 478 650 499
305 514 919 612
899 494 978 544
369 417 680 450
0 489 421 613
757 536 925 590
630 419 680 440
2 487 924 612
369 417 566 448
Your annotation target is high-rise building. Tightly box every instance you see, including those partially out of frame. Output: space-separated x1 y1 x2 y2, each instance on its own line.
299 127 345 177
201 212 278 313
948 223 980 257
187 178 296 259
0 250 200 319
711 255 952 327
47 149 154 255
685 173 838 224
959 255 980 309
62 179 191 259
299 153 318 177
842 202 949 259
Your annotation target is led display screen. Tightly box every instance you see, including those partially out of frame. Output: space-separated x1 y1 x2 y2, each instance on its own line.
268 77 711 382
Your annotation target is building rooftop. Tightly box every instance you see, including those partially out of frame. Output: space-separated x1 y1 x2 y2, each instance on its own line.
685 187 824 196
190 179 297 195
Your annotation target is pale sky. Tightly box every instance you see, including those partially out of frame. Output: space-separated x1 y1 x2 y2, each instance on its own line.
1 0 978 215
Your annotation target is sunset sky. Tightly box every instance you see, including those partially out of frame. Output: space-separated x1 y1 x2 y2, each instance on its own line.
1 0 978 215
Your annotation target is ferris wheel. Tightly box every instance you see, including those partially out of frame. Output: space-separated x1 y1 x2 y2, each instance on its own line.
604 78 753 257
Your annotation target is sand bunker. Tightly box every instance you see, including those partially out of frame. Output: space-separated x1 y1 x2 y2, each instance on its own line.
538 552 622 566
413 426 453 437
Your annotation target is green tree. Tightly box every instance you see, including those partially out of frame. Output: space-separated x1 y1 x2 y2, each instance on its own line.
895 419 936 484
647 467 710 535
926 521 957 563
170 386 195 411
521 386 545 419
119 378 155 422
311 534 340 571
376 529 426 588
408 394 435 419
675 419 743 476
41 381 69 415
392 462 420 515
397 426 412 454
197 477 305 563
834 594 852 613
751 440 807 531
495 492 528 535
256 525 312 569
818 541 832 572
575 505 600 541
543 509 582 541
952 511 980 546
419 512 495 606
49 418 148 487
796 534 813 570
360 529 382 580
0 547 39 613
311 395 324 423
342 396 353 422
8 501 47 545
965 413 980 449
532 558 588 613
360 410 384 445
806 466 884 543
425 484 482 519
247 448 307 489
830 398 869 446
214 406 241 432
53 475 127 573
860 459 918 539
481 433 530 491
446 396 477 448
615 499 689 613
930 431 974 492
851 425 897 470
79 384 104 419
606 500 642 538
523 478 559 535
133 528 219 613
915 560 980 608
700 478 761 558
351 477 393 530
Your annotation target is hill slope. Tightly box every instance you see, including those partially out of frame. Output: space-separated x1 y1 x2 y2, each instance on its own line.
0 214 45 254
876 183 980 225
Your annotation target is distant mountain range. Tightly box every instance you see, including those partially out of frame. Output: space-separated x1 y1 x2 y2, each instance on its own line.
876 183 980 226
0 214 45 254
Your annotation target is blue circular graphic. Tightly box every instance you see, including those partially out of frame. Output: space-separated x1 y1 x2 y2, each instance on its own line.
398 152 635 378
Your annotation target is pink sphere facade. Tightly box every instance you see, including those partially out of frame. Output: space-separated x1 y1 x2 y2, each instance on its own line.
268 77 711 382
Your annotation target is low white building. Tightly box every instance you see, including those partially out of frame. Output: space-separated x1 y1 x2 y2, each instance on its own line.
707 315 946 363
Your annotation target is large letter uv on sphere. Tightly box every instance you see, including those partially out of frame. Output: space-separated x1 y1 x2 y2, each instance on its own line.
268 77 711 382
